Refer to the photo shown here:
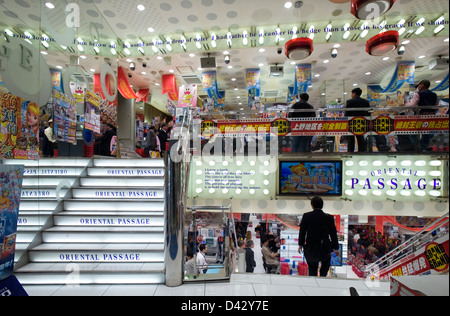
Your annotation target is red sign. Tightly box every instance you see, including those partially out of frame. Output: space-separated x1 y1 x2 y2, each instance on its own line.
379 239 449 280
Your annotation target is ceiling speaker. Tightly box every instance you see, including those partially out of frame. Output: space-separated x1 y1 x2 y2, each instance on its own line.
285 38 314 60
366 31 399 56
351 0 396 20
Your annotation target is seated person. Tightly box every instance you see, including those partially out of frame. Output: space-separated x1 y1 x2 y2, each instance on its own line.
261 237 280 273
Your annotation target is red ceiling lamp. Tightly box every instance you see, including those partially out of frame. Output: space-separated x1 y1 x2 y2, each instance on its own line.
351 0 396 20
285 37 314 60
366 31 399 56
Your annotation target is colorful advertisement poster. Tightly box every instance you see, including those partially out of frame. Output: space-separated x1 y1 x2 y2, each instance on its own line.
178 84 198 108
53 89 77 144
0 92 39 160
202 71 225 110
279 161 342 196
294 64 311 95
369 61 415 94
85 90 101 134
246 69 261 108
0 165 25 281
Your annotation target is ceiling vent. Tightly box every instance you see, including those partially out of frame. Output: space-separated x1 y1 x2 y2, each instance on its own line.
182 75 202 85
262 90 284 99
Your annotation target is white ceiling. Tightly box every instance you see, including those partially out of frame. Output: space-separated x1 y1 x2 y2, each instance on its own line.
0 0 449 113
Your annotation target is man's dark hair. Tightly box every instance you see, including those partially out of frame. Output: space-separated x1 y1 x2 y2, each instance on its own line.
199 244 207 252
299 93 309 102
352 88 363 97
311 196 324 210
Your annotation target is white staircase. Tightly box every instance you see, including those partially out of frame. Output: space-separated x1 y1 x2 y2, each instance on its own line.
1 158 90 263
14 158 167 285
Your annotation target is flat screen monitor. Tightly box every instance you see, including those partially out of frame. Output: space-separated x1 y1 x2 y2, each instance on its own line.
279 161 343 196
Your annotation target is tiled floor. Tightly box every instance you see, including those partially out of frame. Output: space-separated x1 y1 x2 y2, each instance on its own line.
22 273 390 296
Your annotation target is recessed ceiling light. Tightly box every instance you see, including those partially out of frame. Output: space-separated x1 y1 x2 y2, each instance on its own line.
418 55 426 59
45 2 55 9
147 27 155 33
258 48 265 53
323 59 330 64
189 53 195 57
284 2 293 9
382 56 390 61
56 65 63 69
223 51 229 55
314 74 320 78
365 72 371 75
231 78 236 81
137 4 145 11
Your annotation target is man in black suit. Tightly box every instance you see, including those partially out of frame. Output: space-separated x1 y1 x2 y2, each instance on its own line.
289 93 316 152
346 88 370 152
298 196 340 277
158 123 169 154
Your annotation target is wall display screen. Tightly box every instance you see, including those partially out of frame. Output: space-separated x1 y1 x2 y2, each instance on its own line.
279 161 343 196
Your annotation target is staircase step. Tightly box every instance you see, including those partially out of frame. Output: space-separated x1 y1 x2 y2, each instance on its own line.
71 188 164 200
93 159 164 168
42 229 165 244
87 167 165 177
54 214 164 227
80 177 164 188
63 200 164 212
28 249 164 263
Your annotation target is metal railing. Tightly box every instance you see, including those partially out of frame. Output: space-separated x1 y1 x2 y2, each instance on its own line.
365 212 449 279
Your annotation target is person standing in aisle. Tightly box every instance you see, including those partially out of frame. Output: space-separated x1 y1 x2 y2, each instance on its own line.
158 123 169 155
245 240 257 273
406 79 439 152
196 244 209 274
289 93 316 152
298 196 340 277
345 88 370 152
42 119 57 157
97 123 117 157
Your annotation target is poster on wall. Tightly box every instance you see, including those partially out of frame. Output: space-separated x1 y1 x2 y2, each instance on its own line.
53 89 77 144
84 90 101 134
0 164 25 281
0 92 40 160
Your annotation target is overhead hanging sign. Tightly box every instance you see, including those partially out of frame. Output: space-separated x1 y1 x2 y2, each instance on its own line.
294 64 311 95
368 61 415 94
117 67 138 99
202 71 225 110
246 69 261 108
162 74 179 101
0 164 25 282
178 84 198 108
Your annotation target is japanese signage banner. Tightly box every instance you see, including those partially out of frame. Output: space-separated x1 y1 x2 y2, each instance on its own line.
380 239 449 280
0 165 24 281
201 115 449 137
0 92 40 160
161 74 178 101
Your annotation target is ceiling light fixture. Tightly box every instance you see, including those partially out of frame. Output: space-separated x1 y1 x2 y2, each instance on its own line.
285 37 314 60
366 30 399 56
351 0 396 20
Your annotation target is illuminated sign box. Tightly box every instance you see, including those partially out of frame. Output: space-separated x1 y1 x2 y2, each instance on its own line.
188 156 277 200
342 156 446 201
